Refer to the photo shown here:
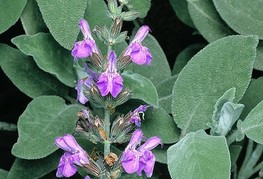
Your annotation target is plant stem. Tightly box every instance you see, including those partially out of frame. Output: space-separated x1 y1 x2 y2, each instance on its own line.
227 130 239 145
64 95 76 104
238 140 263 179
104 109 111 157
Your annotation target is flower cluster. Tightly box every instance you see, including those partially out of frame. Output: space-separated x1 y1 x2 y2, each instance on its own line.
121 129 162 177
55 16 161 179
73 19 152 105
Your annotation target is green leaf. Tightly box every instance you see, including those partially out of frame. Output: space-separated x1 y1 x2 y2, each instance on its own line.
187 0 235 42
84 0 111 29
240 100 263 145
12 33 76 87
172 43 205 75
254 41 263 71
37 0 87 50
169 0 195 28
213 0 263 39
240 77 263 119
152 145 168 164
0 169 8 178
167 130 230 179
172 35 258 134
21 0 48 35
156 76 177 114
141 108 180 144
12 96 83 159
0 44 68 98
126 0 151 18
229 145 242 172
0 0 27 34
127 34 171 86
8 151 62 179
122 71 158 108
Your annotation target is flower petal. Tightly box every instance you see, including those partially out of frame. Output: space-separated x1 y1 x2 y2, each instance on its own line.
121 150 140 174
127 129 143 149
79 19 92 39
132 26 150 43
138 136 161 152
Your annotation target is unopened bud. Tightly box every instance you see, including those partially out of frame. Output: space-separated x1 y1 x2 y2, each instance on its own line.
111 17 123 37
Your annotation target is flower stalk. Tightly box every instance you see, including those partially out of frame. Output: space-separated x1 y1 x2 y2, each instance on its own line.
104 108 111 157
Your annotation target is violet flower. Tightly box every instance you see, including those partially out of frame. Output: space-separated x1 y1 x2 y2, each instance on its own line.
55 134 89 178
97 50 123 98
121 129 162 177
72 19 99 61
130 105 150 127
124 26 152 65
75 77 93 104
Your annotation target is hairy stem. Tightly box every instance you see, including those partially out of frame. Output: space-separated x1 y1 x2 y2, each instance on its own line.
104 109 111 157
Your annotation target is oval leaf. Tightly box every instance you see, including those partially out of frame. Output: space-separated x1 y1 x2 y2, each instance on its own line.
127 34 171 86
167 130 230 179
0 0 27 34
156 76 177 114
37 0 87 50
240 100 263 145
21 0 48 35
12 96 83 159
0 44 68 98
188 0 235 42
126 0 151 18
7 151 62 179
122 71 158 108
172 35 258 134
169 0 195 28
213 0 263 39
12 33 76 87
141 107 180 144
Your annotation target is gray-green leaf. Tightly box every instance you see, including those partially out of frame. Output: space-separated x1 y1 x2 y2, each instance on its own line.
0 0 27 34
169 0 195 28
11 96 83 159
188 0 235 42
0 44 68 98
37 0 87 50
167 130 230 179
21 0 48 35
122 71 158 108
0 169 8 178
172 35 258 134
240 100 263 145
213 0 263 39
126 0 151 18
141 107 180 144
127 34 171 86
8 151 62 179
12 33 76 87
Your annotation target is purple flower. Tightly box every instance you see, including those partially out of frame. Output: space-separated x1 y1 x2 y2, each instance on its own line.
55 134 89 178
121 129 162 177
75 77 93 104
130 105 150 127
71 19 99 61
97 50 123 98
124 26 152 65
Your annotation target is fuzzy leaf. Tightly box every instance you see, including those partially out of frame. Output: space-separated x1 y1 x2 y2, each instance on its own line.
188 0 235 42
156 76 177 114
0 169 8 178
213 0 263 39
0 0 27 34
169 0 195 28
142 107 180 144
11 96 83 159
21 0 48 35
122 71 158 108
12 33 76 87
172 35 258 134
167 130 230 179
126 0 151 18
240 100 263 145
36 0 87 50
0 44 68 98
8 151 62 179
127 34 171 86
